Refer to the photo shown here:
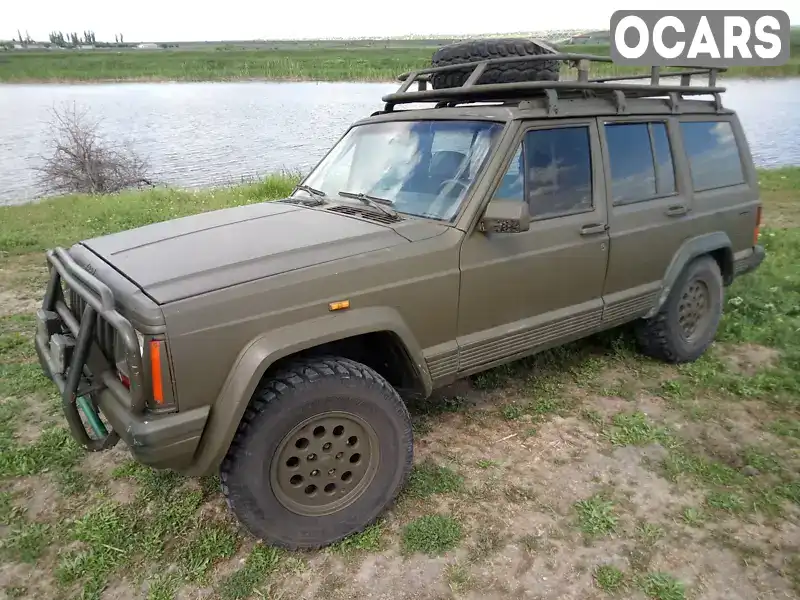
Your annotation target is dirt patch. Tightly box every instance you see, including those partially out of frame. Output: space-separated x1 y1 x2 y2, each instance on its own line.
80 444 138 503
9 474 61 521
720 343 780 376
104 478 138 505
0 561 60 600
100 578 142 600
13 398 57 445
650 538 794 600
464 537 631 600
81 443 132 478
0 255 49 318
0 289 38 318
583 391 667 421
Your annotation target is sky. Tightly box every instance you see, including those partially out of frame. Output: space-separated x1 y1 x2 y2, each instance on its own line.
3 0 800 42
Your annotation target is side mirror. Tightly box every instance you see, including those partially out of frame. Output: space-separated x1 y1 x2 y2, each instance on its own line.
478 199 530 234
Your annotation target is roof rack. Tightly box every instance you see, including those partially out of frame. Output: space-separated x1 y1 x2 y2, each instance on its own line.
381 52 727 115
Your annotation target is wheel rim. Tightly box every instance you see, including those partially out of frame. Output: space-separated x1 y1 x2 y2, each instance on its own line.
270 410 380 517
678 278 712 343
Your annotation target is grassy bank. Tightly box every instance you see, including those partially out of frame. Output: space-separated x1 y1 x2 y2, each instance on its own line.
0 168 796 257
0 175 299 257
0 168 798 600
1 42 799 83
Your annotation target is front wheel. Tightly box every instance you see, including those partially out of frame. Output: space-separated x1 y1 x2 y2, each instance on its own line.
635 255 724 363
220 357 413 550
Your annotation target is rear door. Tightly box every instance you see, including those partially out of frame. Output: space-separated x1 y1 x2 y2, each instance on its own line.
598 117 694 325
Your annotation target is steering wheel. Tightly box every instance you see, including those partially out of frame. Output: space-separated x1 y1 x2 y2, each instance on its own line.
438 179 469 195
423 179 470 220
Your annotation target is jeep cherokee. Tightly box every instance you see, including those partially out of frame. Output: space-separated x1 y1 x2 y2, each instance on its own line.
34 40 765 550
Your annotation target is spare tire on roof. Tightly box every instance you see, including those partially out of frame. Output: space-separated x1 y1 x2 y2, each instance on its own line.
430 38 561 90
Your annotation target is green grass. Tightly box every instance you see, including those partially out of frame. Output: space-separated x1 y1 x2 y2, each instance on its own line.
637 572 686 600
0 164 798 597
329 521 385 554
402 459 464 499
1 522 53 563
0 174 298 256
216 544 283 600
1 42 798 83
574 494 618 538
769 418 800 440
0 47 435 83
401 515 463 556
594 564 626 593
603 412 674 447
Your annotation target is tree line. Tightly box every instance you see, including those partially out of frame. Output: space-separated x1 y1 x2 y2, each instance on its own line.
3 29 129 48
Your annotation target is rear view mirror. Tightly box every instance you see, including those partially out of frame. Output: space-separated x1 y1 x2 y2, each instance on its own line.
478 199 530 234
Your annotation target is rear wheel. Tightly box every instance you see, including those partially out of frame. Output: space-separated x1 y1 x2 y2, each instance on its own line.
220 356 413 550
635 256 724 363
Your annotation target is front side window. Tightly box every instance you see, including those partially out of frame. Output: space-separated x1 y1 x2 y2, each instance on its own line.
492 125 594 220
299 120 503 221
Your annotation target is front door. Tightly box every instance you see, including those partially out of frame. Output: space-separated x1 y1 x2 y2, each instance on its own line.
456 119 610 375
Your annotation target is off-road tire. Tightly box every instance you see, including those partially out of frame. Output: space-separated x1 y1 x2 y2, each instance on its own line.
430 38 560 90
635 256 724 363
220 356 413 550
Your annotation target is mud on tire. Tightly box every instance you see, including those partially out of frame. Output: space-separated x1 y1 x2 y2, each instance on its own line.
635 256 724 364
430 38 560 90
220 356 413 550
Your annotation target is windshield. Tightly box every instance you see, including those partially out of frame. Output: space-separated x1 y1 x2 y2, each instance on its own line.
297 120 504 221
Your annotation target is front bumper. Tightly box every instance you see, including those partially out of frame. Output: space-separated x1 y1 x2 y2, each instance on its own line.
733 244 766 278
35 333 209 469
34 247 209 471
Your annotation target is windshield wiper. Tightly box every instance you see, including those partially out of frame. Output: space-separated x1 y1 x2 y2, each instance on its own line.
290 184 327 205
337 190 398 218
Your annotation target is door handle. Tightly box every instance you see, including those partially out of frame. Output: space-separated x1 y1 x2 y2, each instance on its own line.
665 204 689 217
580 223 608 236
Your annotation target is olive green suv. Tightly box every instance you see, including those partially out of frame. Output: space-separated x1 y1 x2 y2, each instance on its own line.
34 39 765 550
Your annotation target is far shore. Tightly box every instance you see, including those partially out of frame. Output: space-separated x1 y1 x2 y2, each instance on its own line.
2 44 799 84
4 74 800 86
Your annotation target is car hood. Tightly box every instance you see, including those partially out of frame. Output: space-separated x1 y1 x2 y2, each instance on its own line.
79 200 407 304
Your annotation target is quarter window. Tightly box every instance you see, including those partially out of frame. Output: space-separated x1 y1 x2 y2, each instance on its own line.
604 122 676 206
680 121 745 191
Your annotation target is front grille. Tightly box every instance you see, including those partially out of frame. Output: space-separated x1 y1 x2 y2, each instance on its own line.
67 287 117 363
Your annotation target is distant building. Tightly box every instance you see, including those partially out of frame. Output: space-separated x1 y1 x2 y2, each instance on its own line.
137 43 158 49
12 42 47 50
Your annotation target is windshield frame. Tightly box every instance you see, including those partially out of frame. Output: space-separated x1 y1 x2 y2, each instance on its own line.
292 117 508 224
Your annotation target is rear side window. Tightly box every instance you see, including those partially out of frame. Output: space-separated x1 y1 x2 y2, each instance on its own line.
604 122 676 205
680 121 745 191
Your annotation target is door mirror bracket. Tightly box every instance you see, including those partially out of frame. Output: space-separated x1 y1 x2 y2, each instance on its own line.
479 199 531 234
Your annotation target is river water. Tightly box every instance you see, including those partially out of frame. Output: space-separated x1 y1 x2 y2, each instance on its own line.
1 78 799 205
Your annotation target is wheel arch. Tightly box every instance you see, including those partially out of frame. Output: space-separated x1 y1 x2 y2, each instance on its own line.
185 306 431 476
645 231 733 319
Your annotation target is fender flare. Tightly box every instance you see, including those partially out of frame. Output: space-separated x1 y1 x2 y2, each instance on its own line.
645 231 733 319
185 306 431 476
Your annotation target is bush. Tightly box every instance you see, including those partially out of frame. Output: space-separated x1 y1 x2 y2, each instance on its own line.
36 103 153 195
